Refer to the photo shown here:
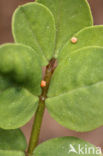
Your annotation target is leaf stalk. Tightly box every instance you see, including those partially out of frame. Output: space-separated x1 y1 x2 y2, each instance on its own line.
27 58 56 156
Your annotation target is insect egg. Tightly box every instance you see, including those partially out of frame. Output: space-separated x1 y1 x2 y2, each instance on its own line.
71 37 78 44
41 80 46 87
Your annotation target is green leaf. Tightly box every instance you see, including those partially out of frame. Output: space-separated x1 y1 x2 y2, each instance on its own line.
0 129 26 150
0 44 42 95
0 151 25 156
12 2 56 65
46 47 103 132
0 128 26 156
59 26 103 61
33 137 102 156
37 0 93 58
0 44 41 129
0 87 38 129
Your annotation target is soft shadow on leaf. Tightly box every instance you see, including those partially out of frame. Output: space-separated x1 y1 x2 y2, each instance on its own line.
0 44 42 129
0 128 26 156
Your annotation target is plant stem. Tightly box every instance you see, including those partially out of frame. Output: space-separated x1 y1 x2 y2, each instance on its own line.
27 58 56 156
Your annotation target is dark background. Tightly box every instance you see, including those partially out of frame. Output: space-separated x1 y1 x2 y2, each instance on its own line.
0 0 103 148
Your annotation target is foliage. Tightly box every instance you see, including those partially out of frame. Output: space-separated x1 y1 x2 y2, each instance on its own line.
0 0 103 155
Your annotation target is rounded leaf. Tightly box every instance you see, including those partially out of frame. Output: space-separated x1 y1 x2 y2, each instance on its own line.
33 137 102 156
37 0 93 57
12 2 56 65
0 129 27 150
0 87 38 129
0 44 42 95
46 47 103 131
59 26 103 61
0 128 26 156
0 44 41 129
